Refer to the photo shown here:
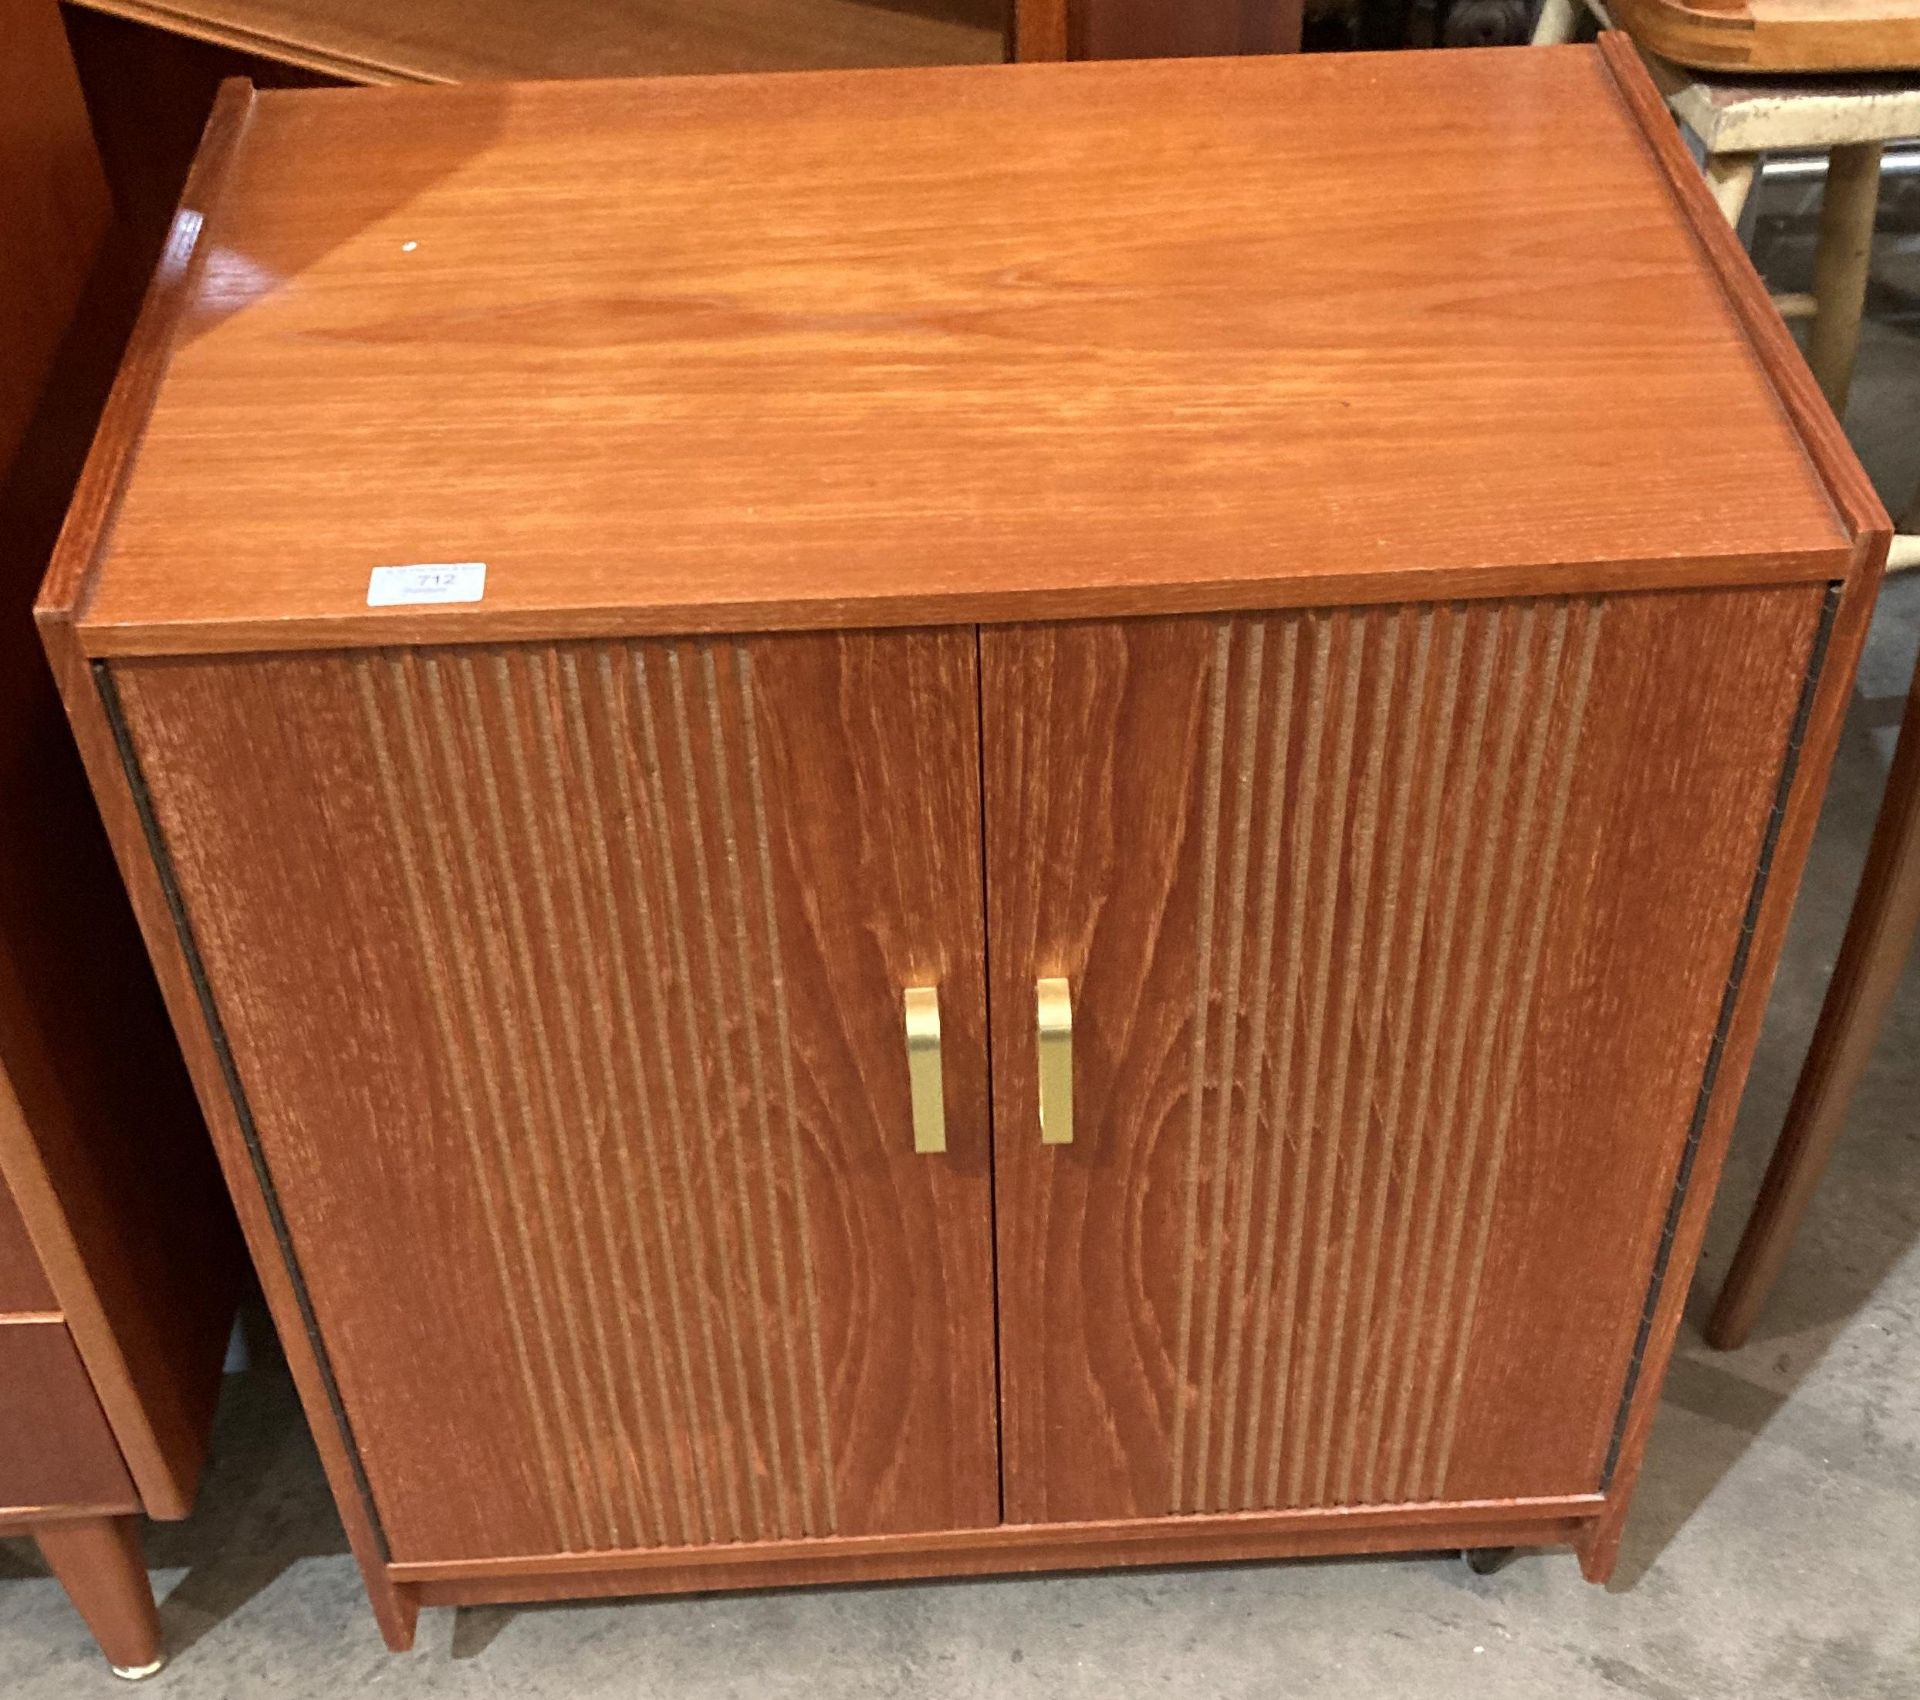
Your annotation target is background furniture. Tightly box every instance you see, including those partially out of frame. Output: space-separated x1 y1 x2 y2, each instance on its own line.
40 42 1887 1651
66 0 1008 81
1015 0 1303 57
0 0 242 1677
1609 0 1920 72
62 0 1306 86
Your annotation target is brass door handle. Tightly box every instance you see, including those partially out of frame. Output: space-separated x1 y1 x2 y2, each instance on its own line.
1037 976 1073 1146
903 986 946 1155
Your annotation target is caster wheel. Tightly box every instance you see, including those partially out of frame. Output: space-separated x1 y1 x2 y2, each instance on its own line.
1463 1546 1516 1576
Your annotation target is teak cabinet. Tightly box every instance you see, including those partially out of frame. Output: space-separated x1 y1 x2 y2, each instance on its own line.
41 45 1890 1648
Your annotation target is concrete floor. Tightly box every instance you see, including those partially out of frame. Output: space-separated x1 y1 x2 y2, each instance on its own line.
5 163 1920 1700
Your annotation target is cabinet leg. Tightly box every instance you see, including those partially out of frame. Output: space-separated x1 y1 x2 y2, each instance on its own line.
32 1516 165 1679
1577 1520 1622 1585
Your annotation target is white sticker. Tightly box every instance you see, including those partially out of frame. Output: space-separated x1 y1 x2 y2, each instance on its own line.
366 562 487 607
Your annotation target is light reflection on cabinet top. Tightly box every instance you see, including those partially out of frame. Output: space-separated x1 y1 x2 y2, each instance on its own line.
62 45 1861 657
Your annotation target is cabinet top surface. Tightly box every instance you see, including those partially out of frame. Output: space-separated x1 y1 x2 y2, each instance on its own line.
73 46 1852 652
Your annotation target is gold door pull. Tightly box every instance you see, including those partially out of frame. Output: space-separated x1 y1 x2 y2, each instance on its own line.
1037 977 1073 1146
904 986 946 1155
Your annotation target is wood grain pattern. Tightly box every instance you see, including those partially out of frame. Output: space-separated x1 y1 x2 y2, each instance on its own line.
68 0 1006 84
69 49 1848 658
0 1319 140 1514
985 585 1825 1526
108 629 998 1566
1611 0 1920 71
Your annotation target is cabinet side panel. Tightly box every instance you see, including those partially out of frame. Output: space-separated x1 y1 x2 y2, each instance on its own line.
985 584 1825 1524
110 630 997 1563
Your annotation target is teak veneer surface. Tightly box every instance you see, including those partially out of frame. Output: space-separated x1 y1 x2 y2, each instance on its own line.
74 47 1848 656
984 585 1825 1525
109 630 1001 1563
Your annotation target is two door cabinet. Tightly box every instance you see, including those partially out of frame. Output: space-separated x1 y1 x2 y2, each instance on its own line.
41 45 1889 1648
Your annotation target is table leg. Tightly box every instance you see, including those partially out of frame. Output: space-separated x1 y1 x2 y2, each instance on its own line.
1708 652 1920 1349
1806 142 1884 416
1704 152 1759 225
1529 0 1586 43
32 1516 165 1679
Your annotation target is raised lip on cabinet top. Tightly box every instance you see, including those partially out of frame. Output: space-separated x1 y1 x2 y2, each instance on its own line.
41 41 1885 661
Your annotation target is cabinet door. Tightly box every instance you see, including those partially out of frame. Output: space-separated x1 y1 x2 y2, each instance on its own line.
110 630 997 1562
984 586 1827 1525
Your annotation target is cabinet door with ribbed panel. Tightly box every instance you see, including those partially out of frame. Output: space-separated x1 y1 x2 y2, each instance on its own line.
983 586 1828 1526
107 629 998 1565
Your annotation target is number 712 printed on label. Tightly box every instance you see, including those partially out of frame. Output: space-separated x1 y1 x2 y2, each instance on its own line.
366 562 487 607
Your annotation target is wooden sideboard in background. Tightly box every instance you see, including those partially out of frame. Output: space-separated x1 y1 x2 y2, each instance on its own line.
0 0 111 475
62 0 1306 80
65 0 1009 82
1015 0 1303 59
0 0 244 1677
